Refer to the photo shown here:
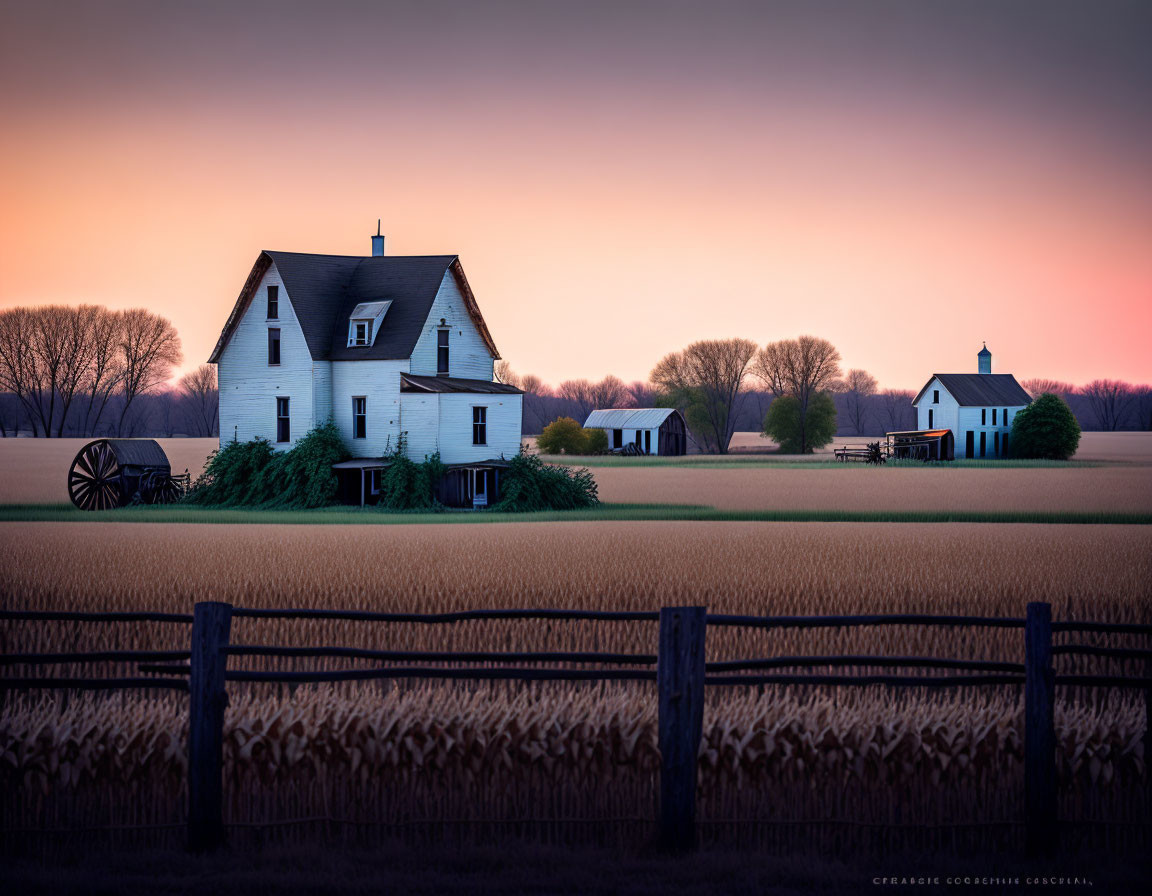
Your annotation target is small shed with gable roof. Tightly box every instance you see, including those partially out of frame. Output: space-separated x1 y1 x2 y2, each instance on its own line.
584 408 687 456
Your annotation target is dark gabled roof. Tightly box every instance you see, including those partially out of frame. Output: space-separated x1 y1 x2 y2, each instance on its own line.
209 251 500 363
913 373 1032 407
401 373 522 394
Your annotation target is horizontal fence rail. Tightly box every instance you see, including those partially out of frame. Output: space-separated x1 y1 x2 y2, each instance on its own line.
1 600 1149 857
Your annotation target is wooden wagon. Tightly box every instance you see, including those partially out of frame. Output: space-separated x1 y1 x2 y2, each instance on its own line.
67 439 191 510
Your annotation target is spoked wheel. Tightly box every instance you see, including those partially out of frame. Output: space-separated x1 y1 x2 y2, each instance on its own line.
145 470 183 505
68 440 125 511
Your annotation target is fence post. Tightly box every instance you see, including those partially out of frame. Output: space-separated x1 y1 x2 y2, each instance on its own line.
188 601 233 852
657 605 707 852
1024 601 1056 857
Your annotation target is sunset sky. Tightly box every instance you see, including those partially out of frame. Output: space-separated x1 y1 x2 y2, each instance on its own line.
1 0 1149 389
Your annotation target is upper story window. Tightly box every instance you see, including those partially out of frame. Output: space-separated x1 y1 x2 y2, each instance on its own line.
437 329 450 376
981 408 987 425
351 321 369 346
472 406 487 445
352 396 366 439
268 328 281 365
992 409 998 425
932 389 939 404
267 285 279 319
1003 408 1008 424
276 397 290 443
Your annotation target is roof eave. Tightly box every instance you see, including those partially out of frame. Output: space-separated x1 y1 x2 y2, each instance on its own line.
449 259 501 360
208 252 274 364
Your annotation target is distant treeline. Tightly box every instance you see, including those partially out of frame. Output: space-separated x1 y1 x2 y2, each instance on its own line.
0 304 217 438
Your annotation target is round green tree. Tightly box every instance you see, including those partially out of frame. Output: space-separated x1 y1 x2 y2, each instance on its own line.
536 417 588 454
581 426 609 454
763 392 837 454
1009 393 1080 460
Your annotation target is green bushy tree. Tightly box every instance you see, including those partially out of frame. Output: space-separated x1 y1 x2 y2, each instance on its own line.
582 427 609 454
1010 393 1080 460
763 391 837 454
492 452 599 512
537 417 587 454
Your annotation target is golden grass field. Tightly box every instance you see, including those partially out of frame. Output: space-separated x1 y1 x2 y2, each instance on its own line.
3 433 1152 511
3 522 1149 850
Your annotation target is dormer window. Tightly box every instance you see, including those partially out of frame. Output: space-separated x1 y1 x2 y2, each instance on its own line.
346 300 391 347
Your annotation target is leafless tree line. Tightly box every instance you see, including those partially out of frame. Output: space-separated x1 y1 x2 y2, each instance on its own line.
0 304 217 438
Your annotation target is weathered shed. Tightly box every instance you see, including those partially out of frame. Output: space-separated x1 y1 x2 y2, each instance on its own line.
584 408 687 456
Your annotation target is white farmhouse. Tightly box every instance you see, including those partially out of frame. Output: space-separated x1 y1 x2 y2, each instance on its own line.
911 344 1031 459
209 229 522 506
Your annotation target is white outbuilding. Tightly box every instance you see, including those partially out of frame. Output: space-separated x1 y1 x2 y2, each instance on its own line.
583 408 688 456
911 344 1031 459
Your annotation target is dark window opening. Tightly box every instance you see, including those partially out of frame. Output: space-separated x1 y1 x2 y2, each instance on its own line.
353 397 366 439
437 330 450 376
267 285 279 319
276 397 290 443
613 429 623 449
992 409 997 425
353 322 368 346
980 431 986 457
928 409 934 429
472 406 487 445
932 389 939 404
981 408 987 425
268 328 281 365
1003 408 1008 424
995 432 1000 456
644 430 651 454
965 431 974 458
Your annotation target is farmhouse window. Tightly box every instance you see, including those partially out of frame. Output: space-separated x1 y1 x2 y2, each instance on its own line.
267 285 279 319
644 431 651 454
352 321 369 346
353 397 366 439
932 389 939 404
276 397 290 443
437 330 450 376
1003 408 1008 424
992 409 997 425
981 408 987 425
928 409 934 429
472 406 487 445
268 328 281 365
980 431 986 457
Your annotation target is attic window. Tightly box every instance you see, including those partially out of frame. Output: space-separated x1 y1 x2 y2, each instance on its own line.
346 300 391 348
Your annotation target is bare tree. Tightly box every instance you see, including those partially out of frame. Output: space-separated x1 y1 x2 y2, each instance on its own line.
1080 380 1135 431
1134 386 1152 432
80 307 125 436
0 308 45 435
588 375 632 410
879 389 916 432
116 309 182 435
180 364 219 436
651 338 757 454
628 380 657 407
750 335 842 451
556 379 596 421
1021 378 1075 400
493 359 520 387
842 368 878 435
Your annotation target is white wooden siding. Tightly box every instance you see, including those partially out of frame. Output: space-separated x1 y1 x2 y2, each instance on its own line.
409 271 495 380
399 393 440 461
399 393 522 463
217 263 318 449
331 359 408 456
915 377 1026 458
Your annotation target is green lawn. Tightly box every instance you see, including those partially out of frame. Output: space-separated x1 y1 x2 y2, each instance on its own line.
2 503 1147 526
542 455 1106 469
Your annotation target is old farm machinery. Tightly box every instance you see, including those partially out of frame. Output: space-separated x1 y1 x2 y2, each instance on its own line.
67 439 191 510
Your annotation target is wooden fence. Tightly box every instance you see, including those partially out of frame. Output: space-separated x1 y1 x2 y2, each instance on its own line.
2 602 1150 855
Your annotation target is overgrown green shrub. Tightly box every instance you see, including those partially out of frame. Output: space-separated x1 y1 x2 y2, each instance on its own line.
492 452 599 512
185 422 348 508
537 417 587 454
378 445 446 510
582 427 609 454
1010 393 1080 460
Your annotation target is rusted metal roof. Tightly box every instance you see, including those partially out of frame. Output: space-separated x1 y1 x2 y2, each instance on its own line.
401 373 522 394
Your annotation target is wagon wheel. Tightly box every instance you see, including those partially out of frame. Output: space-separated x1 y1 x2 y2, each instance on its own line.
68 440 124 511
151 474 184 505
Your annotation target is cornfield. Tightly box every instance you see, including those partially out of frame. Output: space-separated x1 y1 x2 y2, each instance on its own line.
3 521 1150 852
